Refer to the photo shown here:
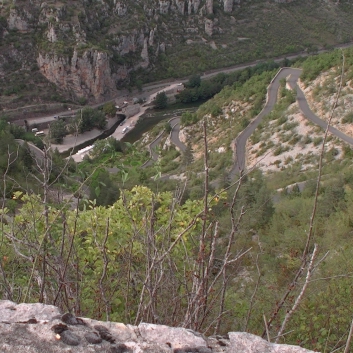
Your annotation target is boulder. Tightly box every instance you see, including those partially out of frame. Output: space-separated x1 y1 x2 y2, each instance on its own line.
0 301 318 353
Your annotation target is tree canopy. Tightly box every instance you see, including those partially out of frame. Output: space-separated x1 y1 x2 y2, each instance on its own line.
154 92 168 109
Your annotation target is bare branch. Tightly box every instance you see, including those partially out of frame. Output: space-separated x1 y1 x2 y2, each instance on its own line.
275 244 319 343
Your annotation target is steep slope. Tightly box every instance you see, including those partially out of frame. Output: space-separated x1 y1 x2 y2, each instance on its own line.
0 0 353 109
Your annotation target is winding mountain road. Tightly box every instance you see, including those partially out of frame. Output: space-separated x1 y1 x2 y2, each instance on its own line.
229 67 353 179
169 117 187 153
142 116 187 168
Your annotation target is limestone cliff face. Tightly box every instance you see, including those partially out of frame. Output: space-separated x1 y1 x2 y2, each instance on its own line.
37 50 117 102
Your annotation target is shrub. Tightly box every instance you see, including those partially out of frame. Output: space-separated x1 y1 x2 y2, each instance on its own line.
313 136 323 146
302 135 312 144
154 92 168 109
342 112 353 124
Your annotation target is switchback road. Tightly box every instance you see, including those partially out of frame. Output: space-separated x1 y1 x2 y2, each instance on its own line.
230 67 353 179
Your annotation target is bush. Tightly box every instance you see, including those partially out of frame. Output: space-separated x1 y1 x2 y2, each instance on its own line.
78 97 87 105
49 120 67 144
342 112 353 124
75 107 107 133
210 104 222 117
181 112 198 126
313 136 323 146
154 92 168 109
302 135 312 144
187 74 201 88
103 102 117 117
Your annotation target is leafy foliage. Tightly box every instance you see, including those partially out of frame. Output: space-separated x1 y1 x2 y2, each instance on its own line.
154 92 168 109
103 102 117 117
75 107 107 133
49 120 67 143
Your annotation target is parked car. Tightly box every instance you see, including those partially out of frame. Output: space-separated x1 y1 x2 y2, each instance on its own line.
122 127 128 134
35 131 45 137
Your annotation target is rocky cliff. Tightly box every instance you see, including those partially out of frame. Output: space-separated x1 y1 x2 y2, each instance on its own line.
0 0 352 107
0 300 316 353
37 49 116 103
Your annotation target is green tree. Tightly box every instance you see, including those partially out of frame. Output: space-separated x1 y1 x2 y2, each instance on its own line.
49 120 67 143
89 169 120 206
91 137 124 158
154 92 168 109
76 107 107 133
164 122 172 133
103 102 117 117
181 112 198 126
187 74 201 88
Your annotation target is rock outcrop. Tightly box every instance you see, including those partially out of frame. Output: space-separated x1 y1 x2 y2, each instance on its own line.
0 300 317 353
7 8 31 32
37 49 117 102
223 0 233 13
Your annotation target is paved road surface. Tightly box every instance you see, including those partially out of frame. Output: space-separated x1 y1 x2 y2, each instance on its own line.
230 67 353 179
288 72 353 145
15 139 45 165
142 116 187 168
142 131 166 168
169 117 187 153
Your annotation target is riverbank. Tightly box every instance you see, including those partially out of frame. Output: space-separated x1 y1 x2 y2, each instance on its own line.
51 116 120 154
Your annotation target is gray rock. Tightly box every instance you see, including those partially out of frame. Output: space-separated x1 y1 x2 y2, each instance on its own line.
223 0 233 12
94 324 116 343
138 322 207 350
61 313 86 325
60 330 81 346
110 343 133 353
205 18 213 36
227 332 315 353
0 300 61 323
84 331 103 344
0 301 317 353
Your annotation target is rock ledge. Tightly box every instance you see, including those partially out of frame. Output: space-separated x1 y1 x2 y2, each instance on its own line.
0 300 316 353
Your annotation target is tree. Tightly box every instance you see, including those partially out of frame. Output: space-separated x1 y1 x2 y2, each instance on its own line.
89 169 120 206
76 107 107 133
103 102 117 117
90 137 124 158
154 92 168 109
164 122 172 133
181 112 198 126
187 74 201 88
49 120 67 144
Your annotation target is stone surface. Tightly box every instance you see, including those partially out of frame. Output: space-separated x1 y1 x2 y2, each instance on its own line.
8 8 30 32
228 332 315 353
37 49 117 102
206 0 213 14
0 301 317 353
223 0 233 13
205 18 214 36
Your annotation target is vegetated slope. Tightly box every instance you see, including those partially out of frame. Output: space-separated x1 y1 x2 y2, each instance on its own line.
0 0 353 110
4 46 353 353
168 48 353 351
